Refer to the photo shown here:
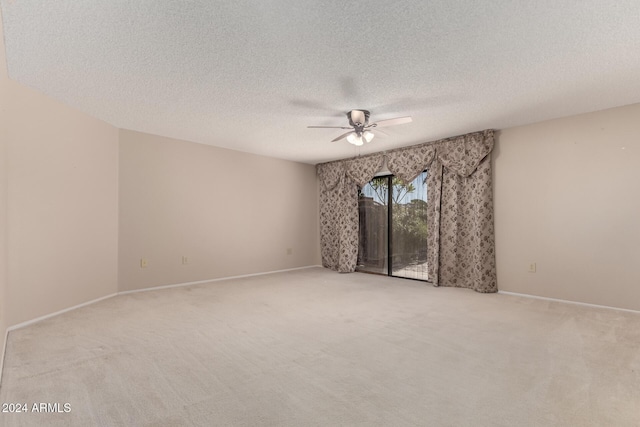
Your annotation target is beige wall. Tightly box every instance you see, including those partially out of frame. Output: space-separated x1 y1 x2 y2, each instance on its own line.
494 103 640 311
0 120 6 380
1 14 10 381
1 15 119 326
118 130 320 291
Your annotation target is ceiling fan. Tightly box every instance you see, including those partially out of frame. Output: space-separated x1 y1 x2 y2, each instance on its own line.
308 110 412 146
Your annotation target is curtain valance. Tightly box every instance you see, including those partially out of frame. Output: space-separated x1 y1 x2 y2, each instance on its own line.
317 152 386 189
317 161 345 190
437 129 494 177
345 153 385 188
386 145 437 184
317 129 494 182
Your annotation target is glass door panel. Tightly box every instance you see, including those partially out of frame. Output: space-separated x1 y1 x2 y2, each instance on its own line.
391 171 428 280
357 176 388 275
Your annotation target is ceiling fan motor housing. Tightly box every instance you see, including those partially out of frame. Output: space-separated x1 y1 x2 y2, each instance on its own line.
347 110 370 129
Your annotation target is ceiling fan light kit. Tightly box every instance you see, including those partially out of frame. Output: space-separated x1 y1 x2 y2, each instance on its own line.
363 130 374 142
308 109 412 145
346 130 375 146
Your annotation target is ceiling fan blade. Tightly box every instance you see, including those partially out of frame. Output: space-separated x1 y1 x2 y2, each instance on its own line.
331 131 355 142
308 125 353 129
371 116 413 128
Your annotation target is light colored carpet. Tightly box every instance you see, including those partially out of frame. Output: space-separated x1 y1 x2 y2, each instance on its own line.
1 267 639 426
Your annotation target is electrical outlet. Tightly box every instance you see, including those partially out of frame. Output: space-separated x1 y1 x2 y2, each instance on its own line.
140 258 148 268
182 256 189 265
528 263 536 273
286 248 293 255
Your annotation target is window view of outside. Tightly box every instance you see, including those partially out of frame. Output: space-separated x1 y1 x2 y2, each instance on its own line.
391 171 428 280
357 171 428 281
357 176 388 275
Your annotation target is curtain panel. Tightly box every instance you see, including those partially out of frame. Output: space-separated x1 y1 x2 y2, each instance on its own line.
316 130 496 293
430 131 496 292
317 154 385 272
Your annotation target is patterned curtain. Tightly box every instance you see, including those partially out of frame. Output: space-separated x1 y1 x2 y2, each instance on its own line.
317 154 384 273
345 154 385 188
317 162 355 272
316 130 496 293
428 130 496 292
386 144 436 184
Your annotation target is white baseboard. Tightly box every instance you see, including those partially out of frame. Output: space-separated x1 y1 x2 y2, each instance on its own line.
7 292 119 332
0 328 8 388
117 265 322 295
498 290 640 315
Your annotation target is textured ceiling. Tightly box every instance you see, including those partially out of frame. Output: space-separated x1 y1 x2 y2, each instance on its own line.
2 1 640 164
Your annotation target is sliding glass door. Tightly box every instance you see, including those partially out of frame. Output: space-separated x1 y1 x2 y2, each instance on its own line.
357 171 428 281
357 176 388 275
390 171 428 280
